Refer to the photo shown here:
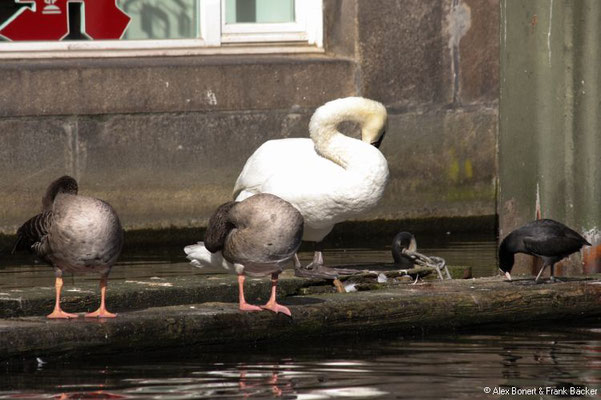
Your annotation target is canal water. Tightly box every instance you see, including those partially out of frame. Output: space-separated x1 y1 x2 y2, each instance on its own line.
2 321 601 399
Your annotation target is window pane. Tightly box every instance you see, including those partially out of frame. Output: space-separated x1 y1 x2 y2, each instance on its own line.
118 0 199 40
225 0 295 24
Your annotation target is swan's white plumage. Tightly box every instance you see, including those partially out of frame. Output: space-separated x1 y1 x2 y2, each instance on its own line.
184 242 292 277
233 97 389 242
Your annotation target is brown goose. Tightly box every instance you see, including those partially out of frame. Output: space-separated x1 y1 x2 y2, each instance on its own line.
13 176 124 319
185 193 303 316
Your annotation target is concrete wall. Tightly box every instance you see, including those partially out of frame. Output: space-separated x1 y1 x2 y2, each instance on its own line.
0 0 499 233
499 0 601 274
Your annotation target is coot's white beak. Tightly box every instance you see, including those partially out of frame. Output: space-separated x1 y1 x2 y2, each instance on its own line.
504 271 512 281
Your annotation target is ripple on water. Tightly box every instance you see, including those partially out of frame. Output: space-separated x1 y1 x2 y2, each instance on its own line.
2 322 601 399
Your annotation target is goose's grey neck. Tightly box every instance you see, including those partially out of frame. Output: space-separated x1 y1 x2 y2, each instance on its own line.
42 176 78 211
204 201 238 253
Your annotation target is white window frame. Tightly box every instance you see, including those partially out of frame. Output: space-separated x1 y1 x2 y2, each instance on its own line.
0 0 323 59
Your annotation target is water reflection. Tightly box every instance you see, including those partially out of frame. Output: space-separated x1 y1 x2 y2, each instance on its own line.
2 323 601 399
57 393 127 399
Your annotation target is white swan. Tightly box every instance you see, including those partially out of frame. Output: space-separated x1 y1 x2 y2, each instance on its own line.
233 97 389 278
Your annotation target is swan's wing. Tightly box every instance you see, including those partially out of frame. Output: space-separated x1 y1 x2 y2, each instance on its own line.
233 138 315 200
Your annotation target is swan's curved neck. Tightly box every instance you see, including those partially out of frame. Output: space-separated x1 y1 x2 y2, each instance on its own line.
309 97 386 168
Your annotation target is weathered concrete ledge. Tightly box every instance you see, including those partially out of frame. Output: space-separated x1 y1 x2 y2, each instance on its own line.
2 275 601 360
0 265 470 318
0 271 322 319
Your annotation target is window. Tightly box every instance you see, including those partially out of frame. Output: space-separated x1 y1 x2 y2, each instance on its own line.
120 0 200 40
222 0 321 44
0 0 322 58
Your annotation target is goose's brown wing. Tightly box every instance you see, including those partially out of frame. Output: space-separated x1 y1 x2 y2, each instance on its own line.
12 211 53 263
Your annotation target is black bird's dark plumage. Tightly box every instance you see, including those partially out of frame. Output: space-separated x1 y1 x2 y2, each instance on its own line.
391 231 417 268
498 219 591 281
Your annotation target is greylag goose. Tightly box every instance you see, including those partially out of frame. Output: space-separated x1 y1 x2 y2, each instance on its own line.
184 193 303 316
13 176 123 318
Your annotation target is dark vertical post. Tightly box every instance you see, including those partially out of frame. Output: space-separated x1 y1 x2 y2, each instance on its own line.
499 0 601 275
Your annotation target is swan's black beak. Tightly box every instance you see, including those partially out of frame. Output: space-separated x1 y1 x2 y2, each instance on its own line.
371 130 386 149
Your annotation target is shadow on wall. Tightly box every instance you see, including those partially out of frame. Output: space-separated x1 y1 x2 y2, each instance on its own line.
120 0 195 40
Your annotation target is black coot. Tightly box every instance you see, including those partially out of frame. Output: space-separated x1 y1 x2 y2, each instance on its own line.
498 219 590 282
392 232 417 268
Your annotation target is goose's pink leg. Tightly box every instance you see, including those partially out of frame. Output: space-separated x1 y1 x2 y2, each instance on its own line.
238 274 262 312
261 273 291 316
85 276 117 318
47 277 78 319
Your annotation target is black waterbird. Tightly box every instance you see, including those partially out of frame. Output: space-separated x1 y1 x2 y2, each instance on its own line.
391 231 417 268
498 219 590 282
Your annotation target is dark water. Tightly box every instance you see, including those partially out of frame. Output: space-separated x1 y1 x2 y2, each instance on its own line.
2 322 601 399
0 232 498 291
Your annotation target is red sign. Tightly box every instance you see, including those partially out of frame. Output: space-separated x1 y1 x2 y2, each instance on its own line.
0 0 131 41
